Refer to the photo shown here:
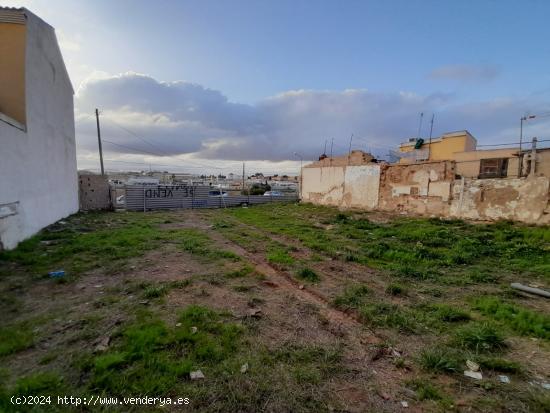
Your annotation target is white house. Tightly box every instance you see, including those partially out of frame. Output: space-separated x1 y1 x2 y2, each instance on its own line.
0 7 78 250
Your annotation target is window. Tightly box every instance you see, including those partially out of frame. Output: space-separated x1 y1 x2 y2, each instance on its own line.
0 12 27 129
479 158 508 179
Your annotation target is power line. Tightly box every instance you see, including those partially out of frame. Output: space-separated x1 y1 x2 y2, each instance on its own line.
101 116 232 170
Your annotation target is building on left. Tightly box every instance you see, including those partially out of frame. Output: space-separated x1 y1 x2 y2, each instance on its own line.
0 7 78 250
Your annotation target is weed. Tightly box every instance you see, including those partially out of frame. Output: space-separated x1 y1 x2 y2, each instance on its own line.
143 285 168 299
266 248 294 265
385 283 406 296
0 325 34 357
360 303 418 334
477 357 521 373
453 323 506 353
88 306 243 395
296 267 319 283
429 304 471 323
473 297 550 340
419 347 461 373
333 284 370 309
407 379 446 402
225 265 254 278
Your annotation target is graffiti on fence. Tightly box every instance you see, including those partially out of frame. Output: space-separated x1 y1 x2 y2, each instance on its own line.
144 186 195 199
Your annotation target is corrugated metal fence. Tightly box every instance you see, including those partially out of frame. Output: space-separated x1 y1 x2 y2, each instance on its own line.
125 185 297 211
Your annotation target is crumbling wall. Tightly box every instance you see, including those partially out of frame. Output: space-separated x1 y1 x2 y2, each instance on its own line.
450 176 549 224
79 174 111 211
377 162 455 215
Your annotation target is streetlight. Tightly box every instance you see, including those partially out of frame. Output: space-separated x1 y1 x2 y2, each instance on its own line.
519 114 536 176
293 152 303 198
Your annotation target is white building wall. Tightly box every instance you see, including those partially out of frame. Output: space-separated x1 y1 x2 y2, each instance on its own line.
301 164 380 209
0 11 78 250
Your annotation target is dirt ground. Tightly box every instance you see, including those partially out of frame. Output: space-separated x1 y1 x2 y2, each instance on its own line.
1 205 549 412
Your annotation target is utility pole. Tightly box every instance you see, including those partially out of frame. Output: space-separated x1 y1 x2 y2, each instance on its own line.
529 137 538 177
348 134 354 164
519 114 536 177
95 108 105 176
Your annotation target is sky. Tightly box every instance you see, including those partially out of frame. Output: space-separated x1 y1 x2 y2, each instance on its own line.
5 0 550 174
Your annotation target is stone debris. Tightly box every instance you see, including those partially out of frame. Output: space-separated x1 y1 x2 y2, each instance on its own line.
190 370 205 380
247 308 262 318
240 363 248 373
94 336 110 353
498 375 510 384
298 285 305 290
466 360 480 372
464 370 482 380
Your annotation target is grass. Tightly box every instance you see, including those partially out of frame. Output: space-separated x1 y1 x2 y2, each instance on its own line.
296 267 319 282
266 248 295 265
419 346 462 373
473 297 550 340
0 325 34 357
453 323 506 353
87 305 243 395
407 379 453 409
225 265 254 279
1 204 549 412
385 282 406 296
333 284 370 309
224 203 550 282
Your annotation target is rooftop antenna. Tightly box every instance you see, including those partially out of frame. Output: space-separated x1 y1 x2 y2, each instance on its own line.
417 112 424 140
428 113 435 160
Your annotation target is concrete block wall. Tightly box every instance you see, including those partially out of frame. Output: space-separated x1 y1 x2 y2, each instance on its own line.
79 174 111 211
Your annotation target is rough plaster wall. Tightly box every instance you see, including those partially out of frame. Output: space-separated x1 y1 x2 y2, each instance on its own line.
377 162 454 215
0 13 77 250
301 166 345 206
450 177 549 223
343 165 380 208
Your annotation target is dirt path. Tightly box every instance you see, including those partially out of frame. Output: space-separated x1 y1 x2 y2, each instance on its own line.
182 211 381 347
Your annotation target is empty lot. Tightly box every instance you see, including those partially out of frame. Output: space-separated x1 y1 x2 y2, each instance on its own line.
1 203 549 412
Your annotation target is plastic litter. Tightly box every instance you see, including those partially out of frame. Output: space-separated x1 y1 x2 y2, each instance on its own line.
190 370 205 380
48 270 65 278
464 370 482 380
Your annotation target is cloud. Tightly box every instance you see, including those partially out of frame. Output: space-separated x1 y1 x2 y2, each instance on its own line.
75 72 549 170
429 64 500 82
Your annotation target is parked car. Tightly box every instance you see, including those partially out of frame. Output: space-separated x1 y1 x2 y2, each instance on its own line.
263 191 283 197
208 190 228 197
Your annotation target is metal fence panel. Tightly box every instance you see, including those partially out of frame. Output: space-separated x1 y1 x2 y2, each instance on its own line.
124 185 297 211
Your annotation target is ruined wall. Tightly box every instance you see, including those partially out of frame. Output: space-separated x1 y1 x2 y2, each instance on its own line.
301 158 549 224
79 174 111 211
377 162 455 215
450 177 550 224
301 164 380 209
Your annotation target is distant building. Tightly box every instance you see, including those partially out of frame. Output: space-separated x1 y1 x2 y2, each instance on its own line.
397 130 549 179
0 8 78 250
398 130 477 163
